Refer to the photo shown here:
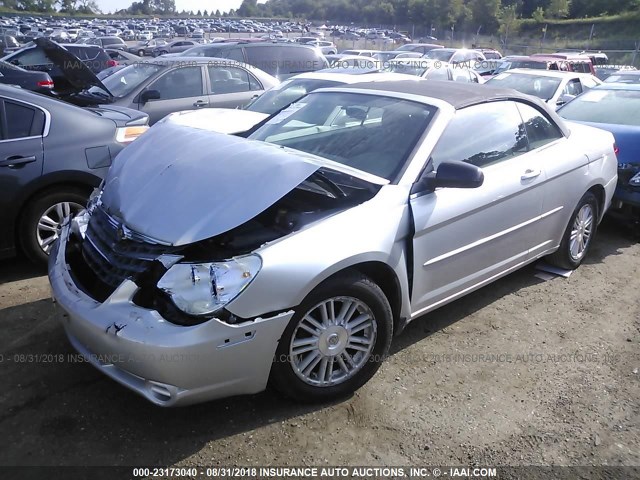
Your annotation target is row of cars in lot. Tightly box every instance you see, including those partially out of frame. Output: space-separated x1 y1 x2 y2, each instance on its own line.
1 34 638 407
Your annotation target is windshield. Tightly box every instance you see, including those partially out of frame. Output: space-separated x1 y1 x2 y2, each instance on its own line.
248 78 343 115
424 49 454 61
89 63 163 97
487 73 562 101
248 91 436 180
558 89 640 126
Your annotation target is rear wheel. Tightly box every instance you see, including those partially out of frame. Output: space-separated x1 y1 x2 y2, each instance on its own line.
19 188 88 264
546 191 599 270
270 272 392 402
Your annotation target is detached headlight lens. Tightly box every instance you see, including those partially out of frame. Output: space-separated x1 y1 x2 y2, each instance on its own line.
629 171 640 187
157 255 262 316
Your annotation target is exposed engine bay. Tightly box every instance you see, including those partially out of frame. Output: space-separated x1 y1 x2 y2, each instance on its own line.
64 169 379 324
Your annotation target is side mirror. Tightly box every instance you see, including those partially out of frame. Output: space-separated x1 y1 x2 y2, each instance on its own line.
411 161 484 194
140 89 160 103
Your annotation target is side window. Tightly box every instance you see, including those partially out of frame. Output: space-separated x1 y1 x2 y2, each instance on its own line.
430 101 527 168
149 66 203 100
209 66 254 94
564 79 583 96
248 72 263 91
4 101 44 139
516 103 563 150
220 47 245 62
9 48 49 66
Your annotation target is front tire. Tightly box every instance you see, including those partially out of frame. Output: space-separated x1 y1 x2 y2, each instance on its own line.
138 49 145 56
270 272 393 402
546 191 599 270
19 188 88 264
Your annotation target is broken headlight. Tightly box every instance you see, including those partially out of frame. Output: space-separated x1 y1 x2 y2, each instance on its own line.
157 255 262 316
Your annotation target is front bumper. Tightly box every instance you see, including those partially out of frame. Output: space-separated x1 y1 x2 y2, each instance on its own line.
48 222 292 406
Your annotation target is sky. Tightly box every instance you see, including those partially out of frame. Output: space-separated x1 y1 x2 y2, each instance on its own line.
95 1 244 14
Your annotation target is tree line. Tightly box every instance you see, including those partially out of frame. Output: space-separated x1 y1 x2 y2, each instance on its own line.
235 0 639 33
3 0 638 34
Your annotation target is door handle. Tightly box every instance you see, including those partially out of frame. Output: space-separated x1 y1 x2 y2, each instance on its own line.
521 168 541 180
193 100 208 108
0 155 37 168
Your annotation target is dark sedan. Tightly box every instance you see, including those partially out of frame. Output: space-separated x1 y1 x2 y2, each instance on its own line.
0 60 54 93
0 84 149 263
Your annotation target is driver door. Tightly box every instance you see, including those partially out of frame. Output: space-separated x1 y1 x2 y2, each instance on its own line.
138 65 208 124
409 101 546 316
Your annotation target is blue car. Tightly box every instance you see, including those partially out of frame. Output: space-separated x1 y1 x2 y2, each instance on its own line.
558 84 640 223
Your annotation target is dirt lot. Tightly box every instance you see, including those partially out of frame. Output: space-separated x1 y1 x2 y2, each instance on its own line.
0 220 638 471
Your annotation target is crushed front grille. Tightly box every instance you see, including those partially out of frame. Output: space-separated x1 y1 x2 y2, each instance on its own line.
81 207 172 288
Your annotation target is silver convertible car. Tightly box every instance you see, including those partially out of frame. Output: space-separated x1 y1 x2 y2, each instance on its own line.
49 81 618 406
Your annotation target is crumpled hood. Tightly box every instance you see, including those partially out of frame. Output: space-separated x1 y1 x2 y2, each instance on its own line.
163 108 268 135
101 122 320 246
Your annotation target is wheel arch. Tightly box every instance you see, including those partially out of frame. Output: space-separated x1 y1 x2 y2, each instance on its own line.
14 174 99 249
309 261 404 335
586 184 605 222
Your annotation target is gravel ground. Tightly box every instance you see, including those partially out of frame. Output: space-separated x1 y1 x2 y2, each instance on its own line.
0 219 638 471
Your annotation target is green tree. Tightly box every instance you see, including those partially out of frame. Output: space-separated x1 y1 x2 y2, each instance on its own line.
57 0 76 12
532 6 545 22
237 0 258 17
547 0 571 18
498 3 520 45
469 0 500 33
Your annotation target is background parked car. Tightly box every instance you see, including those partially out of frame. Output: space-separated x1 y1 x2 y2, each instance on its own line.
2 38 112 95
175 42 328 80
393 43 444 55
152 40 201 57
0 35 21 56
66 57 278 124
385 58 485 83
85 36 127 51
558 84 640 223
0 84 149 263
128 39 168 57
603 70 640 84
486 69 601 109
0 60 54 93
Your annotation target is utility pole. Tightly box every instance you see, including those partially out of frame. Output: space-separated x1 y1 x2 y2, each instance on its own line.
587 23 595 50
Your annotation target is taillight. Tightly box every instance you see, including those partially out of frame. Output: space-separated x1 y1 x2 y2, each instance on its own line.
37 80 54 89
107 59 118 67
614 143 619 155
116 125 149 144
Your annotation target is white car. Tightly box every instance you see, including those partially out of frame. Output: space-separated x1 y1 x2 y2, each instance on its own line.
486 69 602 109
386 59 485 84
138 31 153 41
163 71 421 135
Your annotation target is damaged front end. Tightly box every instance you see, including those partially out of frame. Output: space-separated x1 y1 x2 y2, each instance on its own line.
62 123 382 326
